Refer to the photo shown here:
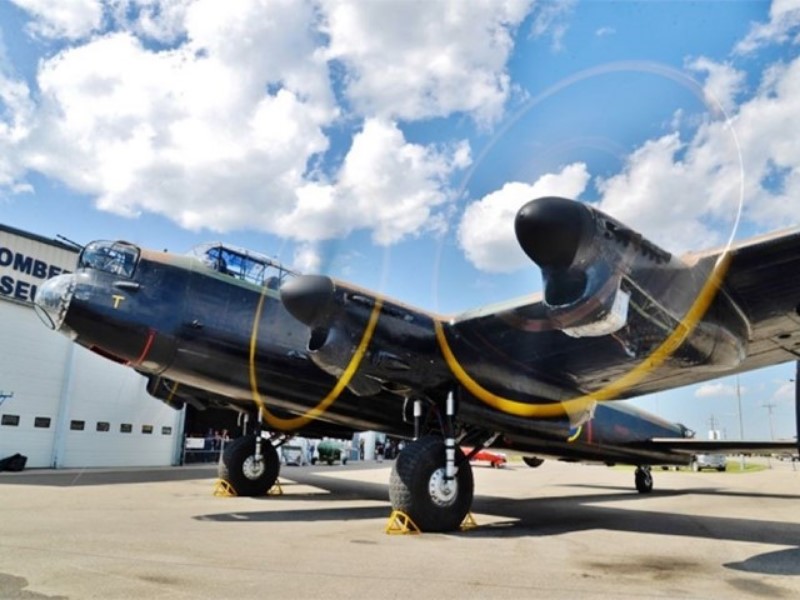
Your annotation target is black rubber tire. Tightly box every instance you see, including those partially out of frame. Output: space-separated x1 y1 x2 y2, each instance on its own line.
523 456 545 468
389 436 474 532
635 467 653 494
218 434 279 496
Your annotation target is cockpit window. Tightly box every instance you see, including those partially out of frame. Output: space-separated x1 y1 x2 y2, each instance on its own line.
79 241 140 278
189 243 297 288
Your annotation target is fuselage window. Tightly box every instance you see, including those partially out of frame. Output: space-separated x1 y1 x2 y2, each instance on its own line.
79 241 141 278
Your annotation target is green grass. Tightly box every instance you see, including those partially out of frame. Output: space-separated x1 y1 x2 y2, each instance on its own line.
616 462 769 474
717 461 768 474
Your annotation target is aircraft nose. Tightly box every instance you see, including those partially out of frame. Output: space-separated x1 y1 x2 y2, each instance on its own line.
515 196 593 270
33 273 75 331
280 275 336 326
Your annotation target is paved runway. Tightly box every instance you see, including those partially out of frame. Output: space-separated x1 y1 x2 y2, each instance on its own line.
1 458 798 599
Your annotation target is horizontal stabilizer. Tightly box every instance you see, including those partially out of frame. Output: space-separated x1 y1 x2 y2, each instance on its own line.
642 439 797 456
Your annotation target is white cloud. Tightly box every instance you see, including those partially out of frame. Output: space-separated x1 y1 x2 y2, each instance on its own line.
0 71 34 190
687 57 746 115
320 0 533 124
771 380 796 403
457 163 590 273
694 381 742 398
595 26 615 38
0 0 543 248
453 5 800 277
277 119 471 245
530 0 576 52
593 51 800 254
735 0 800 55
595 132 731 254
12 3 338 234
10 0 104 40
107 0 195 43
726 57 800 228
292 243 322 273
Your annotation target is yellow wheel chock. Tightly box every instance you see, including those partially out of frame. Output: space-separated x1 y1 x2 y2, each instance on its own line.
460 512 479 531
213 479 283 497
213 479 237 497
385 510 421 535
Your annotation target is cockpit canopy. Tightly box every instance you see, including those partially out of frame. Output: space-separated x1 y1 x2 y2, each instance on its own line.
189 242 298 289
79 241 140 278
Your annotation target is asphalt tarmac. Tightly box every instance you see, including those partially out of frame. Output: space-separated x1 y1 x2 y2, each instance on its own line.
1 458 798 599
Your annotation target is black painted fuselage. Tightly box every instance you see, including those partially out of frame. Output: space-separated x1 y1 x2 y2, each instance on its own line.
35 242 693 466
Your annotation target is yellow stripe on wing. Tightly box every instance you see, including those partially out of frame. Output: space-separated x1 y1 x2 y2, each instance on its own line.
435 253 732 419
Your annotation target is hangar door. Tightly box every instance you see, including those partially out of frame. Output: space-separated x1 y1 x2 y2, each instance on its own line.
0 300 71 467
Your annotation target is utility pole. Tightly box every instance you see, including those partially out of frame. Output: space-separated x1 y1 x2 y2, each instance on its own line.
707 414 718 434
736 376 745 470
762 400 777 469
762 402 777 441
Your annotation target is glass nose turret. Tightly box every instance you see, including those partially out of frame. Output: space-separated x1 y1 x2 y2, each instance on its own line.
33 273 76 331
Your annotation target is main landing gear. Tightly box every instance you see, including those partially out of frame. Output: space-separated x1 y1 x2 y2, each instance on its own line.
634 465 653 494
389 436 474 532
218 433 280 496
388 393 482 532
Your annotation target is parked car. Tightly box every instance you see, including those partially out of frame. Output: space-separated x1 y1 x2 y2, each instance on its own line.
281 444 308 466
691 454 727 471
462 447 507 468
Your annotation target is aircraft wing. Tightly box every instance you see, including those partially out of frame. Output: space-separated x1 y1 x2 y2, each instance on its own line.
445 216 800 402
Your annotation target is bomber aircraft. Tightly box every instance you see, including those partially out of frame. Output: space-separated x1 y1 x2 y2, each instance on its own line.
33 197 800 532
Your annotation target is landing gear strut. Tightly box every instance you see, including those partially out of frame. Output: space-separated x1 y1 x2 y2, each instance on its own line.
634 465 653 494
218 433 280 496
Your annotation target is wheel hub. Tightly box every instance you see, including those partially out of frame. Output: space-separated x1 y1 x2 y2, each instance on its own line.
242 455 266 480
428 467 458 507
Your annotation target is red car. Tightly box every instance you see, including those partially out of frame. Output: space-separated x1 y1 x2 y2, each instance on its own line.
462 447 507 468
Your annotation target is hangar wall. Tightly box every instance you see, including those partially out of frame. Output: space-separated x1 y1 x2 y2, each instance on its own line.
0 224 184 468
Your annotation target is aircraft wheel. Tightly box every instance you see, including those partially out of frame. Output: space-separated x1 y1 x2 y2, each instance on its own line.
635 466 653 494
389 436 474 532
523 456 544 468
218 434 279 496
691 460 700 472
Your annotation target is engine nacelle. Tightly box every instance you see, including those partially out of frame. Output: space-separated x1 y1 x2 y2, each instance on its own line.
282 276 452 397
515 197 748 370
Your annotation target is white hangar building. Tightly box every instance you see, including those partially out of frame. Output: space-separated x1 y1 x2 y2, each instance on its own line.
0 224 184 468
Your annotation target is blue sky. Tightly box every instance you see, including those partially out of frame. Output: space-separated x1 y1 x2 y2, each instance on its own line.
1 0 799 440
